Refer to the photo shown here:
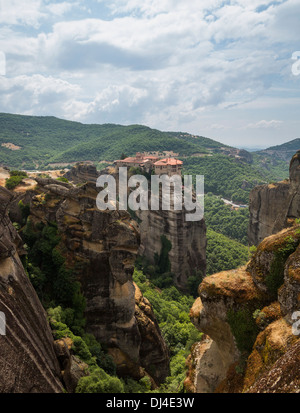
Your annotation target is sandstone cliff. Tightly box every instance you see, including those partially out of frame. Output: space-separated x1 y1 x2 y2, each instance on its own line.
0 186 63 393
87 163 207 290
26 177 169 384
136 206 206 289
187 222 300 393
249 150 300 246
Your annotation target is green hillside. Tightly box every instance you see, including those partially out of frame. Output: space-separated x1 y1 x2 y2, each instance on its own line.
0 113 225 170
183 155 267 203
254 138 300 163
0 112 291 203
265 138 300 152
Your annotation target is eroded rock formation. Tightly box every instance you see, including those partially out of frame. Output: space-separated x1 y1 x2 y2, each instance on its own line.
188 266 268 392
187 221 300 393
0 186 63 393
88 163 207 290
246 339 300 393
249 150 300 246
27 178 169 384
136 192 206 289
64 162 100 184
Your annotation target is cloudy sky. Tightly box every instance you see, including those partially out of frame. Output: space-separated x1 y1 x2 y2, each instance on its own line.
0 0 299 148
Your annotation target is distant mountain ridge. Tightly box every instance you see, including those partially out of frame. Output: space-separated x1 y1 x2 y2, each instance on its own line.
256 138 300 162
0 112 297 204
0 112 227 170
266 138 300 151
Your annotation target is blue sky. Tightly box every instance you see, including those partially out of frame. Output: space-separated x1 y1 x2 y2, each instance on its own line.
0 0 299 148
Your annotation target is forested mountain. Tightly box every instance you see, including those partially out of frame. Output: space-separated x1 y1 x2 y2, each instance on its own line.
0 112 225 170
255 138 300 162
0 112 293 204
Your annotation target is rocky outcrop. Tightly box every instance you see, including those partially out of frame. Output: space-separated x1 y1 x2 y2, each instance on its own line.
94 164 206 289
243 318 297 391
189 266 267 392
246 339 300 393
0 186 63 393
249 151 300 246
64 162 100 184
188 220 300 393
184 335 228 393
27 178 169 384
136 196 206 289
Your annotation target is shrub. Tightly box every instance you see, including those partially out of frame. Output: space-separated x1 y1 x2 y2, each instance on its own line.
76 366 124 393
5 175 24 189
227 307 259 354
18 200 30 224
266 235 298 299
10 170 28 177
56 176 69 183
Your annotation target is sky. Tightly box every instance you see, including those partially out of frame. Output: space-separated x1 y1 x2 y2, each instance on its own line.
0 0 300 148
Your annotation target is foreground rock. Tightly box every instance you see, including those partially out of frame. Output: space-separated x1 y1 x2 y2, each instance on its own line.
187 220 300 393
0 186 63 393
188 266 267 393
246 340 300 393
27 178 169 384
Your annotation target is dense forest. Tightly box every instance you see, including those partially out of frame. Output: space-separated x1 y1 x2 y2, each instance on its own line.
183 155 288 204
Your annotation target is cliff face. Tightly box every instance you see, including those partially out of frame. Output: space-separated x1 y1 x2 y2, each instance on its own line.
77 162 207 290
249 151 300 246
187 220 300 393
136 199 206 289
0 186 63 393
27 177 169 384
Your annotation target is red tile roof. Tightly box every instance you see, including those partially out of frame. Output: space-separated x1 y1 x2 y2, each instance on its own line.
154 158 183 166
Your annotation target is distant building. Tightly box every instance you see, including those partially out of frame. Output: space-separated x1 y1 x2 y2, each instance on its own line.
154 158 183 176
114 152 160 173
114 152 183 176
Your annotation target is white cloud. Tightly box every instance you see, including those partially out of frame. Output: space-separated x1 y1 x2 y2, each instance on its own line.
245 119 283 129
45 1 78 16
0 0 45 28
0 74 81 115
0 0 299 147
